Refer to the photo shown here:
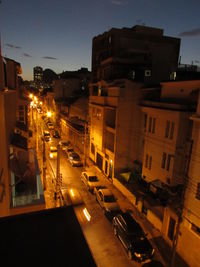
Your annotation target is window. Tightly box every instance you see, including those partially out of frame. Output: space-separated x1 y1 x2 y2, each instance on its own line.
165 121 170 138
148 116 156 133
145 154 152 170
19 105 24 122
191 223 200 236
96 108 102 120
149 156 152 170
152 118 156 133
145 154 149 168
145 70 151 77
131 70 135 80
170 122 174 139
144 113 147 132
162 152 167 169
168 217 176 241
91 143 95 155
148 117 152 132
166 155 171 171
165 120 175 139
196 182 200 200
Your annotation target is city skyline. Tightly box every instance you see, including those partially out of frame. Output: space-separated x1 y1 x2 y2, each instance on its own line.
1 0 200 80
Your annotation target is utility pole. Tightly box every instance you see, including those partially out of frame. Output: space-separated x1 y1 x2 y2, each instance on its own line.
42 137 46 190
84 122 87 167
55 143 61 205
36 109 38 151
170 140 193 267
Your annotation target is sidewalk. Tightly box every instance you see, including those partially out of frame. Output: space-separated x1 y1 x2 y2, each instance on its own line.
85 161 188 267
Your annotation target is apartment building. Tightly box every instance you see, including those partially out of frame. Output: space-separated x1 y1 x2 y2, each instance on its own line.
89 25 200 266
140 80 198 187
89 25 181 179
92 25 180 84
89 79 144 179
0 53 45 217
176 88 200 267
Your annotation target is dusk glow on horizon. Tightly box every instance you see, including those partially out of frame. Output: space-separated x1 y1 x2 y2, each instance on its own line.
0 0 200 80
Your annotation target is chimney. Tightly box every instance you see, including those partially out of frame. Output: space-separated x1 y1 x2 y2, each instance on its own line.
0 34 5 91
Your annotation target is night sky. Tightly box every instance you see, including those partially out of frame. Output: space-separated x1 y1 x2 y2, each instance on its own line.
0 0 200 80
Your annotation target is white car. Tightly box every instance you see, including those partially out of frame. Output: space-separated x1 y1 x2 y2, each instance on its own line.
47 122 54 130
49 146 57 159
95 188 120 214
68 152 82 167
81 171 101 192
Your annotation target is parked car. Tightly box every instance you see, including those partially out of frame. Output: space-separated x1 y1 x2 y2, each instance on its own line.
49 146 57 159
81 171 101 192
95 187 120 215
65 146 74 156
53 130 60 139
59 140 71 151
43 130 51 142
47 122 54 130
68 152 82 167
113 212 154 262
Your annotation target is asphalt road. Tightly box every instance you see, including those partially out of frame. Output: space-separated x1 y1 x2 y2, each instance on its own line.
35 112 162 267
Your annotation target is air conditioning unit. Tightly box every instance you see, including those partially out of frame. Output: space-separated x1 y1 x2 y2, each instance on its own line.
145 70 151 77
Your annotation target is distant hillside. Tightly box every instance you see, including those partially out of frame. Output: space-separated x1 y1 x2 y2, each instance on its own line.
43 69 58 83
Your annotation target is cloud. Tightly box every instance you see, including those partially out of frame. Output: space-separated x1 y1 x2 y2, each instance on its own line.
23 53 32 57
42 56 58 60
5 43 21 49
179 27 200 37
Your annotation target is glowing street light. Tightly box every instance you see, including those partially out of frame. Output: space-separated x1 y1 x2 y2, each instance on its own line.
47 111 52 118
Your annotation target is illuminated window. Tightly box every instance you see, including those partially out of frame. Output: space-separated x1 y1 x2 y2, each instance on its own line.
96 108 102 120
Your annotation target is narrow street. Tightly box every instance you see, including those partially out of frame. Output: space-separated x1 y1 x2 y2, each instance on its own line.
35 112 165 267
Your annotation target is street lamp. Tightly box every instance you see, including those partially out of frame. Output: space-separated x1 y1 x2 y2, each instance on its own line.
47 111 52 118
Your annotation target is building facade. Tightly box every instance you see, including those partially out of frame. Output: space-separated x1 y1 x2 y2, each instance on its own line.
0 55 45 217
92 25 180 84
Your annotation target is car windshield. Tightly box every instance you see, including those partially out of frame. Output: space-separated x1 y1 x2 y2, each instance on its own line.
51 149 57 153
132 236 152 253
62 142 69 146
104 195 116 203
89 176 98 182
71 154 80 159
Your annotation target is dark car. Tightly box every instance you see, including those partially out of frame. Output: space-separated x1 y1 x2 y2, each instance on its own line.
53 130 60 139
113 212 154 262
